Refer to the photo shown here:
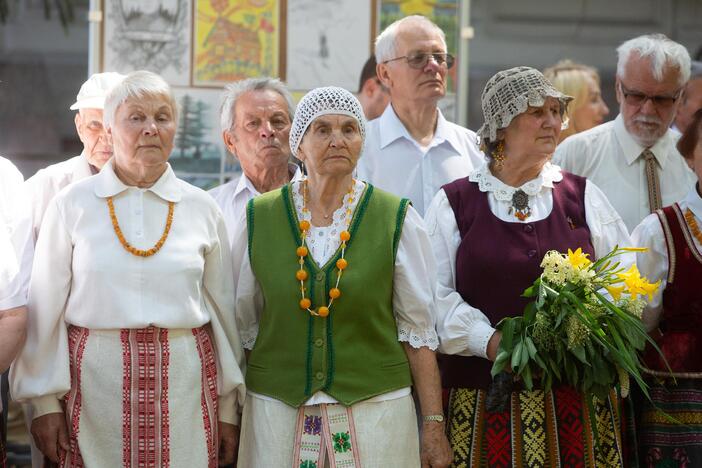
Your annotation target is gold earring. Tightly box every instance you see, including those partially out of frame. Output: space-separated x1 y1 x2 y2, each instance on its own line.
493 141 506 171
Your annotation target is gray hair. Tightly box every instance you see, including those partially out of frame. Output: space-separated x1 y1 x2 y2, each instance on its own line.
375 15 447 64
103 71 177 130
616 33 691 86
219 77 295 133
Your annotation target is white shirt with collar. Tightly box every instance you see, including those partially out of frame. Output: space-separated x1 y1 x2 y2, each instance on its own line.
357 104 485 216
554 114 696 232
11 159 245 422
0 157 33 311
631 185 702 332
425 162 632 358
25 153 95 242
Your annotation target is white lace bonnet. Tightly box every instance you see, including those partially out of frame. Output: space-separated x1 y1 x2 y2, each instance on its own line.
477 66 573 143
290 86 367 156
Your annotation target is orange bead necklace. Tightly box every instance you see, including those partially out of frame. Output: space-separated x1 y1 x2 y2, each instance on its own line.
107 196 174 257
297 179 355 317
685 208 702 245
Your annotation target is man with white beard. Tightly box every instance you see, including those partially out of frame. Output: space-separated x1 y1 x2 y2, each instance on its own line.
555 34 696 231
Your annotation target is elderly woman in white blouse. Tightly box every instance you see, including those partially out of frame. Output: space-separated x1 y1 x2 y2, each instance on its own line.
425 67 632 466
10 71 245 466
234 86 451 467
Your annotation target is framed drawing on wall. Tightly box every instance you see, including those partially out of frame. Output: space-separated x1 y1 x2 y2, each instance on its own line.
286 0 377 92
101 0 192 86
193 0 286 87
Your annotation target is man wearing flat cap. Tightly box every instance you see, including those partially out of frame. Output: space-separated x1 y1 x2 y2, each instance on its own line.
26 72 125 241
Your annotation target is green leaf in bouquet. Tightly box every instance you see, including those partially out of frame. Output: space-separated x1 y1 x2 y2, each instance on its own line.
522 364 534 390
499 317 516 352
522 278 541 298
511 341 524 371
520 342 530 369
491 351 510 378
525 337 537 359
570 345 588 364
523 302 537 323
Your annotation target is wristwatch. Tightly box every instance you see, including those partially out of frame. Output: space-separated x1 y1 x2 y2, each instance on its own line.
423 414 445 423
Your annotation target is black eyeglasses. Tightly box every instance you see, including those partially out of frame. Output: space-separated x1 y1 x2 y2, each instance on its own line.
619 82 682 108
383 53 455 70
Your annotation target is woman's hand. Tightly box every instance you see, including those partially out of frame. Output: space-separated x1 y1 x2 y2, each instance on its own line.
218 421 239 466
421 422 453 467
486 330 503 362
31 412 69 463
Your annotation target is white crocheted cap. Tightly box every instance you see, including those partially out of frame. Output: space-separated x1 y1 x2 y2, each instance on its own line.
477 66 573 143
290 86 367 157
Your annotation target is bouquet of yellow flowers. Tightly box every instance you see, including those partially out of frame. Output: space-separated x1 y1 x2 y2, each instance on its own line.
490 246 663 406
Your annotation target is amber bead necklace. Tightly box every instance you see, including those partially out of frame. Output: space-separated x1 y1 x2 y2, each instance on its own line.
296 179 355 317
107 196 174 257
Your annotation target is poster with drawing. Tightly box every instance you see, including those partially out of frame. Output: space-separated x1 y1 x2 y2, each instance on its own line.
170 87 239 190
193 0 282 86
286 0 372 91
102 0 192 86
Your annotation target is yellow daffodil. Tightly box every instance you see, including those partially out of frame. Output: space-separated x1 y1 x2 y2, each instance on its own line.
566 248 591 270
617 264 661 300
605 284 625 301
621 247 649 252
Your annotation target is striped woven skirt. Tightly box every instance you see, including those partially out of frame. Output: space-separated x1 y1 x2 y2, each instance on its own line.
60 325 219 468
634 376 702 467
447 385 624 467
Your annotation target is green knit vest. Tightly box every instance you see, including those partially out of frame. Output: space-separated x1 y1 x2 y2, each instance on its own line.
246 183 412 407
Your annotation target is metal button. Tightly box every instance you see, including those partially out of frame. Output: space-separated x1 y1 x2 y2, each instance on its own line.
527 249 537 258
315 372 324 380
315 272 324 281
524 224 534 233
314 338 324 347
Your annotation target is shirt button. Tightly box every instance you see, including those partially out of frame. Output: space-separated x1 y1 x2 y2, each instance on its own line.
527 249 537 258
315 272 324 281
315 372 324 381
136 230 143 236
135 209 142 215
524 224 534 233
314 338 324 347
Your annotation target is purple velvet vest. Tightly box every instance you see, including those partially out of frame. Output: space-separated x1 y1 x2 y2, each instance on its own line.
441 172 594 389
643 203 702 372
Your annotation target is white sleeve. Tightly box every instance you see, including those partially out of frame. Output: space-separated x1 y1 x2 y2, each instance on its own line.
631 214 667 331
392 206 439 350
0 182 33 311
233 234 264 351
10 198 72 417
425 189 495 358
584 180 633 258
202 210 246 424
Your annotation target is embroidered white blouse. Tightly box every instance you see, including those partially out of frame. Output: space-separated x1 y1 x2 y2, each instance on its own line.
631 186 702 332
10 160 246 423
234 179 439 405
425 162 632 359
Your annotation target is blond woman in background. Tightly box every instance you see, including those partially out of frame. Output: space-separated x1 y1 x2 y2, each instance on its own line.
544 59 610 142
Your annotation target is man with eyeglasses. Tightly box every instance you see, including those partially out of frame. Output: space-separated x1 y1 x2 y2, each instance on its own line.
357 15 483 216
555 34 695 231
357 55 390 121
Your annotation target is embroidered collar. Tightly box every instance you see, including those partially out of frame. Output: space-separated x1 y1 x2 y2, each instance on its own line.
469 161 563 202
377 104 458 153
94 159 182 202
613 114 674 169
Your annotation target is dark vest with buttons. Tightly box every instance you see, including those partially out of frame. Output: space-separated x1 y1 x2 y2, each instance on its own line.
440 172 594 390
642 203 702 373
246 183 412 407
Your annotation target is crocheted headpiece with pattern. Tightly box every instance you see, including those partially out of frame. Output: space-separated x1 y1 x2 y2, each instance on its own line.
477 66 573 143
290 86 367 156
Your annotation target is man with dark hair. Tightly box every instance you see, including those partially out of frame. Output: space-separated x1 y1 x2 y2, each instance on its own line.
357 55 390 120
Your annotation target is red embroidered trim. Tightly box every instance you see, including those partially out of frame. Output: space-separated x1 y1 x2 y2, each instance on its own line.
193 327 219 468
63 326 89 468
121 328 171 468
